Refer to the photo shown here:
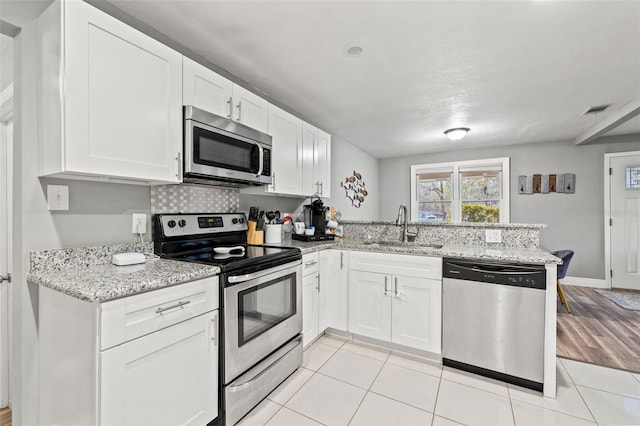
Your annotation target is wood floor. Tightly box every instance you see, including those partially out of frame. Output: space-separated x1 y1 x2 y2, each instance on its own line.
0 407 10 426
557 284 640 373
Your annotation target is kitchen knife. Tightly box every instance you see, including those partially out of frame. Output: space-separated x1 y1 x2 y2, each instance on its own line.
257 211 265 231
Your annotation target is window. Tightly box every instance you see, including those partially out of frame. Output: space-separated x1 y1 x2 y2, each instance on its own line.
410 158 510 223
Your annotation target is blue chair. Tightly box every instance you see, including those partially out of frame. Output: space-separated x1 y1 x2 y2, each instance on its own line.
552 250 574 313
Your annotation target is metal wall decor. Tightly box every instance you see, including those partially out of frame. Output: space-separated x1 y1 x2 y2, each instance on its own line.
518 174 576 194
341 170 368 208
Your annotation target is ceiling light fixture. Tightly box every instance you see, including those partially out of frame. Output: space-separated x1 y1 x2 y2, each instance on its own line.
444 127 470 141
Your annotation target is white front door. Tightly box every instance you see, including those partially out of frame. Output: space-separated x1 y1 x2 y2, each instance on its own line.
608 152 640 290
0 117 12 409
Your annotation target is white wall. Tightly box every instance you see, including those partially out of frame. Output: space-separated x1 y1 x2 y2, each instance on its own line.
1 38 13 93
379 140 640 280
324 135 379 221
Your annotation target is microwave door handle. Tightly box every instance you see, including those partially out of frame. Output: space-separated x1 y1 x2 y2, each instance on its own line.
255 142 263 177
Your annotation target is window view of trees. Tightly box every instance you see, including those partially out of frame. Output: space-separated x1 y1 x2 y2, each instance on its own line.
417 172 452 222
412 159 508 223
460 171 501 223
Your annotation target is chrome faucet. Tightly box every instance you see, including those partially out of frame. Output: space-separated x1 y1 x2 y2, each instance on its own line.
395 204 418 242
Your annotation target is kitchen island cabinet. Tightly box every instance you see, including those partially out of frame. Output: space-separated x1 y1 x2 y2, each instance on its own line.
38 0 183 184
349 251 442 353
39 277 219 425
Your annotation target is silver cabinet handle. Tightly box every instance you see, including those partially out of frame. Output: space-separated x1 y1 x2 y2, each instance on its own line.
0 273 10 284
394 277 398 297
226 97 233 118
319 181 323 196
272 172 276 191
315 274 320 292
211 312 218 347
305 260 318 267
384 276 389 295
236 101 242 121
175 152 182 179
340 252 344 269
156 300 190 314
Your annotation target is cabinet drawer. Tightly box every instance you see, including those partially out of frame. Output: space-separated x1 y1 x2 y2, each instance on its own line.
350 251 442 280
100 277 219 350
302 252 319 276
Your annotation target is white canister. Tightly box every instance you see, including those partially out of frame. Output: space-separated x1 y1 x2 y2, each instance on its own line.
265 224 282 244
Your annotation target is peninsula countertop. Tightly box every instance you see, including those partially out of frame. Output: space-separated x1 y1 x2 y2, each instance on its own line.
275 238 561 265
28 253 220 303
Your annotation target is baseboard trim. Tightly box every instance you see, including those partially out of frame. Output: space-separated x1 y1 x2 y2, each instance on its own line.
561 276 608 289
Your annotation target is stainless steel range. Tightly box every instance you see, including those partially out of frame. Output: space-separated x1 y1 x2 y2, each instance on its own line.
153 213 303 426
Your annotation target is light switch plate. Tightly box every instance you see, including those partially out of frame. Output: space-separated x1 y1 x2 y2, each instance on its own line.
47 185 69 211
485 229 502 243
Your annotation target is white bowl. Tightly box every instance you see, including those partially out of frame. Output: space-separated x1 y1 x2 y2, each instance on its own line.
304 227 315 236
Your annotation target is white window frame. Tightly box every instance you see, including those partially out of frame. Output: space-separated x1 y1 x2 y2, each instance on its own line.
410 157 510 223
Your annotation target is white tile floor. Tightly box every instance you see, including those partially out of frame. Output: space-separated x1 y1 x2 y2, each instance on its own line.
238 335 640 426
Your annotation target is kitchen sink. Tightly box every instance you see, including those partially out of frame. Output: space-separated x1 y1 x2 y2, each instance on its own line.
362 241 443 249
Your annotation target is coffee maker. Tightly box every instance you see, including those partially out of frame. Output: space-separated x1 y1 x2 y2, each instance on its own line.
303 198 328 235
295 198 334 241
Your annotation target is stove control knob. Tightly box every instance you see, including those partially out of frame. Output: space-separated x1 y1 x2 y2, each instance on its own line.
232 218 239 224
178 219 187 228
167 220 176 228
239 217 245 224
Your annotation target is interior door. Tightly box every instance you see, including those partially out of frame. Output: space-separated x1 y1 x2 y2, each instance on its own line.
609 153 640 289
0 118 12 409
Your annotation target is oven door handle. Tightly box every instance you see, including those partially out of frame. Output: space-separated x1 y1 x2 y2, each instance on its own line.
227 336 302 393
227 262 300 284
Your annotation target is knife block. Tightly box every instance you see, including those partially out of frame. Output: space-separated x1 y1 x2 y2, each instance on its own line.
247 221 264 244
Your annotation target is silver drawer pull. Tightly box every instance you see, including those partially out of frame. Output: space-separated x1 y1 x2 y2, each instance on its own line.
304 261 317 267
156 300 191 314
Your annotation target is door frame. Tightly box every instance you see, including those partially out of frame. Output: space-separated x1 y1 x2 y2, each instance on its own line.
0 82 13 409
603 150 640 289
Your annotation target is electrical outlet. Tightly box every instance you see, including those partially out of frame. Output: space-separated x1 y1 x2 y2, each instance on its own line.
485 229 502 244
132 213 147 234
47 185 69 211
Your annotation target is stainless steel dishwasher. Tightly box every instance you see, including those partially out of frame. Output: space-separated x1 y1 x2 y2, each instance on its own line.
442 258 546 392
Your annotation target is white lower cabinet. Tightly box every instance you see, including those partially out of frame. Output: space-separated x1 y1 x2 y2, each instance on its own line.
100 311 217 426
319 249 348 331
349 251 442 353
38 277 219 426
302 252 320 347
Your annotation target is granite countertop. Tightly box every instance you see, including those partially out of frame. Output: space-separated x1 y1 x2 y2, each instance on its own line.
28 258 220 303
280 239 560 264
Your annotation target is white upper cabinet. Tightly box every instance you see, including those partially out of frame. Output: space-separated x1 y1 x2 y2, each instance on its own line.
183 57 233 118
314 129 332 197
231 85 269 133
183 57 268 133
263 105 303 195
38 0 183 184
302 123 332 197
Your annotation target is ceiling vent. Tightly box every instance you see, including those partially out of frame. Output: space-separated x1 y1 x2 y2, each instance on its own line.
582 104 611 115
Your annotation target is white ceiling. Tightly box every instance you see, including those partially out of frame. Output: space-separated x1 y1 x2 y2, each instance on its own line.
3 1 640 158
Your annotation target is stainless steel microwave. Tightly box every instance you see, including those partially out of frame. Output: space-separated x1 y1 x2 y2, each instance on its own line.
183 105 272 187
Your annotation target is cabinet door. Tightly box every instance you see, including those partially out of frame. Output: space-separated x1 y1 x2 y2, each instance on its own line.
232 85 269 133
302 273 319 347
267 105 303 195
64 0 182 183
349 271 391 340
314 129 331 197
183 57 233 117
302 123 316 196
391 276 442 353
100 311 218 425
320 250 348 331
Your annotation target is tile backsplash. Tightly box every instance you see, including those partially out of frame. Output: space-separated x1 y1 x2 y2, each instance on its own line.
151 185 240 213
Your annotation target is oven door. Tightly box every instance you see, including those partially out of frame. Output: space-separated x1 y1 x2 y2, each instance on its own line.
223 261 302 383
